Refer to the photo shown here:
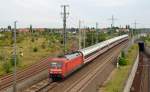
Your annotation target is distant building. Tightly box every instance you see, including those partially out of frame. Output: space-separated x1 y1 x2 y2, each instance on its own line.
100 28 108 33
0 28 3 32
18 28 29 32
35 28 45 32
119 28 129 32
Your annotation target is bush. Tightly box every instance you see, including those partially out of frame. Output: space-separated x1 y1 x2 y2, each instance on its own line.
16 37 24 43
119 57 127 66
121 51 125 58
33 47 38 52
10 55 19 66
0 55 4 60
119 51 127 66
31 38 35 42
3 62 11 73
41 42 46 49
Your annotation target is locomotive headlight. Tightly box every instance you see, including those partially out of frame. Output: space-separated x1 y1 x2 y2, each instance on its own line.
50 69 62 73
50 71 53 73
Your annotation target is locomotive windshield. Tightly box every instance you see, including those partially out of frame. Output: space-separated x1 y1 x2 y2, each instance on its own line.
50 62 63 68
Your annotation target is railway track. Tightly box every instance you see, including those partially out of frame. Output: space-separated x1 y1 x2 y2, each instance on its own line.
131 52 150 92
64 42 127 92
64 54 115 92
23 40 128 92
24 79 57 92
0 56 50 91
138 53 150 92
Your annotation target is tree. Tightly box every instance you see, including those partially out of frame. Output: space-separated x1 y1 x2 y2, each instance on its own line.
29 25 33 33
98 32 107 42
8 25 11 30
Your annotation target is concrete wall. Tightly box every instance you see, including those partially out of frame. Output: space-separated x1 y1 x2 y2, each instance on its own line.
123 53 139 92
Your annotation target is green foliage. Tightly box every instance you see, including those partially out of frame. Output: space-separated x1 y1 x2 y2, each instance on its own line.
98 32 108 42
119 57 127 66
41 42 46 49
0 55 4 61
31 37 35 42
86 32 94 46
119 51 127 66
140 35 150 47
33 47 38 52
0 31 64 76
85 32 109 47
121 51 125 58
16 36 24 43
102 44 138 92
2 61 11 73
10 55 20 66
0 32 13 46
29 25 33 33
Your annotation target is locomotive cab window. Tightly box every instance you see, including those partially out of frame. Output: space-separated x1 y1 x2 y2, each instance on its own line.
50 62 63 68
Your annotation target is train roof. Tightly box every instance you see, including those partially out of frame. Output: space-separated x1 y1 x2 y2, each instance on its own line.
65 51 81 60
79 41 108 57
79 34 128 56
48 58 66 62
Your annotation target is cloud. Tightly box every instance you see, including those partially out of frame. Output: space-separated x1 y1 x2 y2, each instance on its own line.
0 0 149 28
84 0 133 7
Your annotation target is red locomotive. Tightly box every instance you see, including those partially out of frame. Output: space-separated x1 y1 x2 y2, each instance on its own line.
48 35 128 80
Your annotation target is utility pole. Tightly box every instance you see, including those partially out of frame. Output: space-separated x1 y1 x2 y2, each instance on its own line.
96 22 98 43
133 20 139 36
134 20 137 30
91 29 94 45
108 15 117 36
13 21 17 92
78 20 82 49
83 27 86 48
108 15 117 28
61 5 69 54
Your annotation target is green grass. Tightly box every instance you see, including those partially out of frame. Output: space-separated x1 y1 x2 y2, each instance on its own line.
101 44 138 92
0 32 77 76
0 31 126 76
140 35 150 47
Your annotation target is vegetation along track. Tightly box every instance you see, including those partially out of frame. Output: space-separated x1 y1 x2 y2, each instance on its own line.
24 40 128 92
0 56 50 90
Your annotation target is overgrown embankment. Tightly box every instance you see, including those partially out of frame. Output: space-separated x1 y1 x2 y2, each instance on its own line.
100 44 138 92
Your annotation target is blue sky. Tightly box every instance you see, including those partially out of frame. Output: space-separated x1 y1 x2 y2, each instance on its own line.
0 0 150 28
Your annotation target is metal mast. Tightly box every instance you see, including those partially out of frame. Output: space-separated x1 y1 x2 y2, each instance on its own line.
61 5 69 54
133 20 139 36
78 20 82 49
109 15 117 28
96 22 98 43
13 21 17 92
83 27 86 48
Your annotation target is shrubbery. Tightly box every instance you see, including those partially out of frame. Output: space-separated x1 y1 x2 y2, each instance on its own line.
41 42 46 49
10 55 20 66
2 55 20 73
119 51 127 66
0 55 4 61
2 61 11 73
33 47 38 52
31 38 35 42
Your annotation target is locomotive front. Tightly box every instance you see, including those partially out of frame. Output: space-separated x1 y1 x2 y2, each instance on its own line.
49 58 65 80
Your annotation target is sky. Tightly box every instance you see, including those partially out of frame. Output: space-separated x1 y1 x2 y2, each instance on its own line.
0 0 150 28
